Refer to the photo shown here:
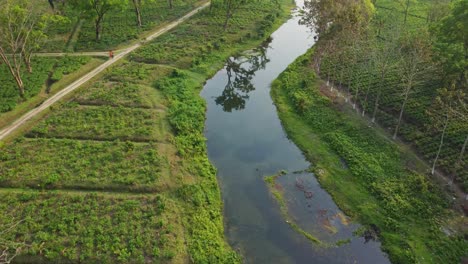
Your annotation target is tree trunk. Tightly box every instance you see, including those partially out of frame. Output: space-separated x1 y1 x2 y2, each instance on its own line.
15 76 25 98
22 51 32 73
451 135 468 184
223 9 231 30
0 51 26 98
404 0 410 25
393 82 411 139
95 16 103 41
133 0 142 27
432 113 449 175
372 72 385 123
168 0 173 9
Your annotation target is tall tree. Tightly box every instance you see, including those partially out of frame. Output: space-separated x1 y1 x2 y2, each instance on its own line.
0 0 59 98
69 0 127 41
131 0 155 27
369 28 401 123
301 0 374 76
393 31 433 139
427 85 465 175
222 0 246 30
433 0 467 91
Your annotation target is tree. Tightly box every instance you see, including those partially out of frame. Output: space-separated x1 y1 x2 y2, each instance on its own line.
365 20 402 122
222 0 246 30
130 0 155 27
393 31 433 139
433 0 467 91
69 0 127 41
301 0 374 77
397 0 416 25
426 0 450 24
427 85 465 175
0 0 59 98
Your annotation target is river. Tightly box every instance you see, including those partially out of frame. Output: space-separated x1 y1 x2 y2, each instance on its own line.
201 1 391 263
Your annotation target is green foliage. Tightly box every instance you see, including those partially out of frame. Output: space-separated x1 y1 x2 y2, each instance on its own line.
0 56 94 113
0 138 163 190
131 1 285 70
51 56 90 81
0 0 293 262
73 0 198 51
29 103 167 142
0 191 173 264
0 58 55 112
272 50 468 263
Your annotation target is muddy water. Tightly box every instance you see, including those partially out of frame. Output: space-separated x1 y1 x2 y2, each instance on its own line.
201 2 391 263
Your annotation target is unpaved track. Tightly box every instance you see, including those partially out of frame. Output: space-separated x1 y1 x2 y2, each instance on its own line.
0 2 210 141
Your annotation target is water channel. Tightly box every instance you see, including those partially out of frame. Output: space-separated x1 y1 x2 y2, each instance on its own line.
201 1 391 263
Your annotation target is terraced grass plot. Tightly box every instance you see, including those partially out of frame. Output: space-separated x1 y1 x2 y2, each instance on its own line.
0 139 167 190
29 104 168 142
0 190 182 263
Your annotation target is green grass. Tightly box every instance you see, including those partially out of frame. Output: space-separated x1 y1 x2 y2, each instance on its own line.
271 49 468 264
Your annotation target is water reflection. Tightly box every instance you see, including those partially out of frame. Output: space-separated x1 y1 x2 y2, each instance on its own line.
215 39 271 112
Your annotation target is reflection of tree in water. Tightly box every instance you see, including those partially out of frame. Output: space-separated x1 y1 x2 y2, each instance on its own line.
215 39 271 112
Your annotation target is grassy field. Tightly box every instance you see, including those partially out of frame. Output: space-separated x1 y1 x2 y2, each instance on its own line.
0 0 295 262
271 49 468 264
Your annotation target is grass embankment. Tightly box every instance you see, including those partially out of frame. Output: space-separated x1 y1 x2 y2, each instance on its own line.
0 0 295 262
271 49 467 264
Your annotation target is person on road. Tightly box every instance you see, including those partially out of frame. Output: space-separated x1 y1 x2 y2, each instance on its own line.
109 50 114 59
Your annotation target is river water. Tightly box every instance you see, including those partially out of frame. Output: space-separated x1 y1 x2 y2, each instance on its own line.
201 2 391 263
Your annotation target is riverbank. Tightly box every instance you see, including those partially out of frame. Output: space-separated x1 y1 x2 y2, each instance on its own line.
271 49 468 263
138 1 297 261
